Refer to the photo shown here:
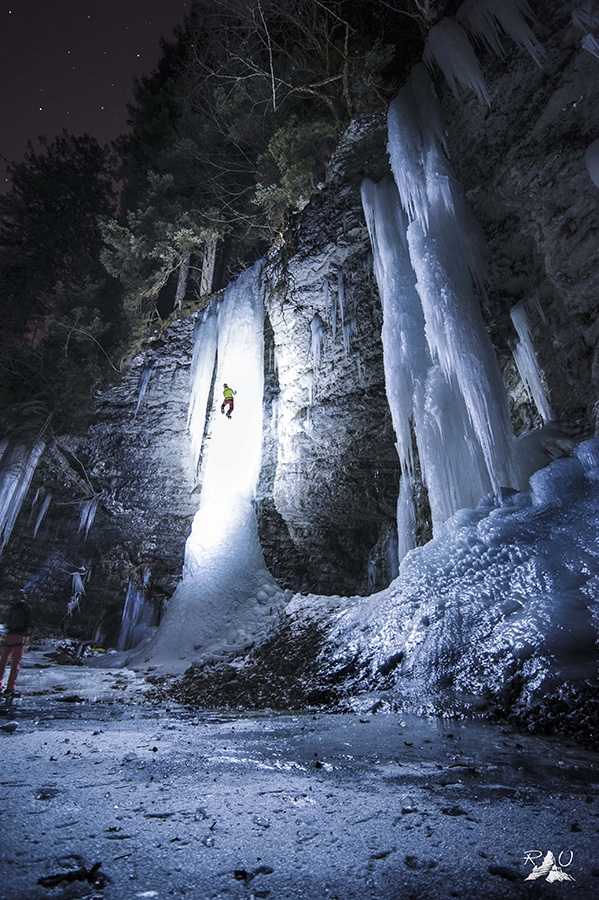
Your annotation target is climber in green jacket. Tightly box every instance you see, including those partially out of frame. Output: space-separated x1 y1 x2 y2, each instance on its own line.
221 383 236 419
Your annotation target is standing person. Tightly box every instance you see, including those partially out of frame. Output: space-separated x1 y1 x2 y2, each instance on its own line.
220 383 236 419
0 591 32 696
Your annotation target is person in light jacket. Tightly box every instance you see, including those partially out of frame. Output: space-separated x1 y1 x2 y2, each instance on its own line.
220 383 236 419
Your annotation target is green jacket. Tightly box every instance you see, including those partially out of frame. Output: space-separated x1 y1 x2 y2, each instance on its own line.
223 387 234 400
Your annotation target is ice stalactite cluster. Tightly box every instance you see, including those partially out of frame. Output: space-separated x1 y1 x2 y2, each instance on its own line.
510 300 553 424
130 261 288 671
456 0 544 67
363 64 523 561
0 438 45 555
424 0 543 107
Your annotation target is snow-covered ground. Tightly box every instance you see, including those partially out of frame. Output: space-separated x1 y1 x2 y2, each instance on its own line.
2 646 599 900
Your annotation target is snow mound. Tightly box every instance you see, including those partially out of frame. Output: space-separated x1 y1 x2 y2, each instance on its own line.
323 439 599 711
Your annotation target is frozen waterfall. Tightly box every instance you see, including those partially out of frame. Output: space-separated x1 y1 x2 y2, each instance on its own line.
129 261 287 671
362 64 523 561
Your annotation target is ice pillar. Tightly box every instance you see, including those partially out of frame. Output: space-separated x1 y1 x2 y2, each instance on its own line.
362 64 522 559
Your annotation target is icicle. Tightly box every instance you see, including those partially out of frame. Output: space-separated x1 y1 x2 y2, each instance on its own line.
0 439 45 555
572 1 599 32
585 138 599 188
310 314 325 369
364 64 522 555
134 362 153 417
357 354 364 386
457 0 544 67
331 280 338 344
117 570 154 652
342 317 357 356
33 492 52 538
337 270 345 331
78 497 99 540
510 301 553 423
324 277 330 323
423 17 490 106
361 175 428 474
582 32 599 59
187 305 219 475
184 259 266 575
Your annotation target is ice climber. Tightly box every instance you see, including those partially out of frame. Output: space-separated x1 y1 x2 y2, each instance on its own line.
0 590 32 696
221 383 236 419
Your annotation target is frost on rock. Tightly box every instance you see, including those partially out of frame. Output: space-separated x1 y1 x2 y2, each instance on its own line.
457 0 544 67
128 261 287 672
32 491 52 538
325 439 599 714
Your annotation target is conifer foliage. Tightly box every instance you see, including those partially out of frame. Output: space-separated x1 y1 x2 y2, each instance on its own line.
0 132 124 430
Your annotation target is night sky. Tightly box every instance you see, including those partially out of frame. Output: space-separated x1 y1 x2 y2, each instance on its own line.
0 0 190 190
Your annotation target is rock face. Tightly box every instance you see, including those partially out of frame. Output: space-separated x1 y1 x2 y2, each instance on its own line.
438 1 599 433
259 116 402 596
1 0 598 644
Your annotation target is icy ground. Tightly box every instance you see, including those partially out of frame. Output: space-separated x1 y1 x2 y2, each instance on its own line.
2 646 599 900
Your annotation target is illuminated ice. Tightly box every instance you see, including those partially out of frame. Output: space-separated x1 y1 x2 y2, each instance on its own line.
324 438 599 708
364 66 522 557
128 261 287 671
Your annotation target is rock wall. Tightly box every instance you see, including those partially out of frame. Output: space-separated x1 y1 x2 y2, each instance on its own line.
259 116 402 596
437 0 599 432
0 320 198 644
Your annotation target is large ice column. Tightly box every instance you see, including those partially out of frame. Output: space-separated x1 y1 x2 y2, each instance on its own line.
184 259 267 576
388 64 521 494
131 260 286 671
361 175 429 558
362 64 522 557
